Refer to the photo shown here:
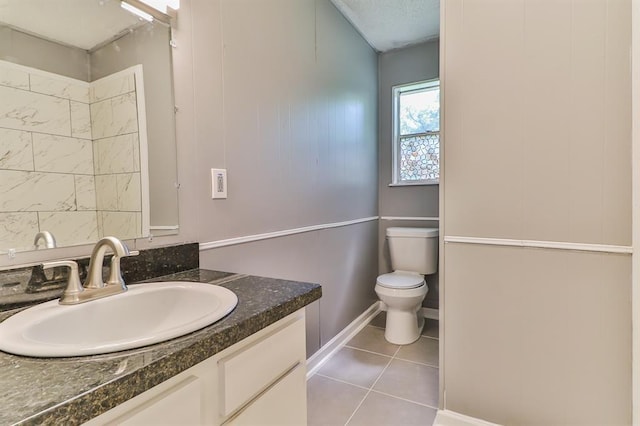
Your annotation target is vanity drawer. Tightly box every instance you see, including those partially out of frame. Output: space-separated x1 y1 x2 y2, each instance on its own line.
106 376 202 425
219 316 305 417
225 363 307 426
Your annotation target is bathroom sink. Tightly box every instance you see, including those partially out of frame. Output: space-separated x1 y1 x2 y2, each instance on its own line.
0 282 238 357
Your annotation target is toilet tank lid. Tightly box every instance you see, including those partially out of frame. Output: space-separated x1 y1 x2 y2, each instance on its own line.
386 227 439 238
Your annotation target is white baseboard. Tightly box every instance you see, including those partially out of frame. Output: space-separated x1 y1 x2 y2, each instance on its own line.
422 307 439 320
306 303 439 379
306 301 382 378
434 410 501 426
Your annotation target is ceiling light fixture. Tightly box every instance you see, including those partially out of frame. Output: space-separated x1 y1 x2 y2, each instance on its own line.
121 1 154 22
120 0 174 25
137 0 180 14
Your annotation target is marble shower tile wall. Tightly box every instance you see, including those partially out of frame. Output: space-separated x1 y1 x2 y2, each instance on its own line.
0 170 76 212
29 73 91 103
39 212 99 247
0 60 95 252
91 72 136 103
0 62 143 251
0 128 33 171
0 213 38 250
70 101 92 140
0 66 29 89
99 211 142 240
32 133 94 174
0 85 71 136
90 92 138 139
91 71 142 241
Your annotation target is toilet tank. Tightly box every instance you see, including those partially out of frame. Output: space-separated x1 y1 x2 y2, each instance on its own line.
386 227 439 275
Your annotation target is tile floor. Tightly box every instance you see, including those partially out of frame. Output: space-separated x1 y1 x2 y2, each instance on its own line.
307 312 439 426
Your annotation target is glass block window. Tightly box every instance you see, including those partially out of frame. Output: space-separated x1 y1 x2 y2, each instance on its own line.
392 80 440 184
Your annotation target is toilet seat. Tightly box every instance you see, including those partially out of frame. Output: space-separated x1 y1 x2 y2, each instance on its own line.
376 272 425 289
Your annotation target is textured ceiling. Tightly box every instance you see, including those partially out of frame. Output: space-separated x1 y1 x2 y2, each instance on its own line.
331 0 439 52
0 0 143 51
0 0 438 53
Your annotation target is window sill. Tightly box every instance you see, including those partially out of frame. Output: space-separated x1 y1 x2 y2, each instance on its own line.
388 181 439 187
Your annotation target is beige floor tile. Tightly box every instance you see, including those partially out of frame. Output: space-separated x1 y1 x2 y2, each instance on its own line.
307 375 368 426
347 391 437 426
396 336 439 366
373 359 439 407
317 347 391 388
346 326 400 356
422 318 439 338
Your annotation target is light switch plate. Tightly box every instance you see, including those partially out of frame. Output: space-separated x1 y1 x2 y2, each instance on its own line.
211 168 227 199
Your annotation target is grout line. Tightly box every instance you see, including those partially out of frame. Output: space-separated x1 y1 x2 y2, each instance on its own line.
388 335 440 368
391 345 402 358
377 336 440 411
309 315 441 425
344 342 439 368
343 345 396 358
344 346 398 426
342 391 370 426
313 373 372 392
422 335 439 341
371 388 439 410
367 389 439 411
392 356 439 369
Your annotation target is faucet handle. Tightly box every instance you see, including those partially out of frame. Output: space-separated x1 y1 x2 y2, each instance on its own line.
128 250 140 257
43 260 83 304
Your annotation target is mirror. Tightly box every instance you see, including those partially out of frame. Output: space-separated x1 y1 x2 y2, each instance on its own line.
0 0 179 254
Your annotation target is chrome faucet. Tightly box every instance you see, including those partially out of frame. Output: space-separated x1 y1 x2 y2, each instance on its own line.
33 231 66 282
85 236 133 290
33 231 57 249
42 237 138 305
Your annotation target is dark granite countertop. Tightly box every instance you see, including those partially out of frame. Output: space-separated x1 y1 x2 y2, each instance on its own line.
0 269 321 426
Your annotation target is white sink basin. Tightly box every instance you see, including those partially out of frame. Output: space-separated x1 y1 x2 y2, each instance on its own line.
0 282 238 357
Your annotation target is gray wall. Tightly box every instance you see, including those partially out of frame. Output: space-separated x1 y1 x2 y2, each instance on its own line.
90 25 179 229
188 0 379 356
0 26 89 81
377 41 439 308
442 0 632 422
203 222 379 356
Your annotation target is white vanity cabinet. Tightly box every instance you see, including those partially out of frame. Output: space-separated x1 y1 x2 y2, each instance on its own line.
85 310 307 426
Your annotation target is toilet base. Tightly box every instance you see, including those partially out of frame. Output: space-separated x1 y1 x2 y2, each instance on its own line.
384 308 425 345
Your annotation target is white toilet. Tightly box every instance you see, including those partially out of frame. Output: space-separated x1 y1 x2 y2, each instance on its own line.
375 227 438 345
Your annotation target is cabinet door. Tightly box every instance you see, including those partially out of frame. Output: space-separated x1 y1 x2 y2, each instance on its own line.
114 377 203 425
226 364 307 426
86 374 209 426
219 316 305 417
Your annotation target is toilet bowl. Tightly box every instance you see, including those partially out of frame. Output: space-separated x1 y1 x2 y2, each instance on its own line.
375 272 427 344
376 227 438 345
